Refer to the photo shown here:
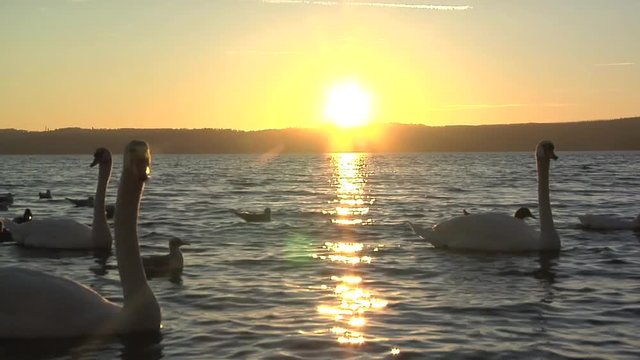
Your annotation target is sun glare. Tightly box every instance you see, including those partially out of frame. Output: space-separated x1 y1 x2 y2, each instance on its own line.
324 81 372 128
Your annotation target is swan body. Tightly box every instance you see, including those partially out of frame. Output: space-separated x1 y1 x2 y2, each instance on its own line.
2 218 92 248
0 140 160 338
578 214 640 230
142 238 189 277
232 207 271 222
410 140 560 252
1 148 113 249
409 213 540 252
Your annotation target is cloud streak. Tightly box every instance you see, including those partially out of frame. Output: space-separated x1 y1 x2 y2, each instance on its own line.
594 62 635 67
260 0 471 10
430 103 575 111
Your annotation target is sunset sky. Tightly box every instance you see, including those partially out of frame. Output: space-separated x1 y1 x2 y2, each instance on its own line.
1 0 638 131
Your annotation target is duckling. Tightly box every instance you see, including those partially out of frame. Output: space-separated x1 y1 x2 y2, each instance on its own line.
142 238 190 278
232 207 271 222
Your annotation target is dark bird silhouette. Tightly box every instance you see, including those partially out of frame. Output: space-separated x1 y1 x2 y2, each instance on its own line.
13 209 32 224
231 207 271 222
105 204 115 220
0 193 14 205
66 196 94 207
39 190 52 199
142 238 189 278
0 222 12 242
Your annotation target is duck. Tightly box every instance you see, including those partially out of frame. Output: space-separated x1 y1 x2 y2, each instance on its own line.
0 140 160 338
39 190 52 199
409 140 560 252
1 148 113 249
12 209 32 224
0 193 13 205
463 207 535 220
0 222 12 243
65 196 94 208
232 207 271 222
106 204 115 220
578 213 640 230
142 238 189 278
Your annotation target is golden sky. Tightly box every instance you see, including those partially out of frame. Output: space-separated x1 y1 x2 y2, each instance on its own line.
0 0 638 131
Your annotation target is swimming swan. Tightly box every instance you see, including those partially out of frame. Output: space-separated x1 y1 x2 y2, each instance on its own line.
578 213 640 230
0 140 160 338
2 148 113 249
65 196 94 208
232 207 271 222
409 140 560 252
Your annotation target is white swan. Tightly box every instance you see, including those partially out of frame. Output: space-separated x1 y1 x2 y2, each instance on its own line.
1 148 113 249
0 140 160 338
231 207 271 222
409 140 560 252
578 213 640 230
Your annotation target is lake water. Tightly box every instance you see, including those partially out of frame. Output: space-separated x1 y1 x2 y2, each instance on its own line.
1 150 639 359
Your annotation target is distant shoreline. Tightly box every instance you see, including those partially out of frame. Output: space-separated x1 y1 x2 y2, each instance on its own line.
1 117 639 154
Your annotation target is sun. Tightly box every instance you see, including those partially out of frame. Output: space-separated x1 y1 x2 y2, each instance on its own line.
324 81 372 128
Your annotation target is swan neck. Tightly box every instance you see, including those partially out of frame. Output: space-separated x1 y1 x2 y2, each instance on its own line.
537 158 560 250
92 161 112 248
114 170 160 330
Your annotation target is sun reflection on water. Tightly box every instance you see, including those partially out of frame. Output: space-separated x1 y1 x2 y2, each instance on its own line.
313 153 389 347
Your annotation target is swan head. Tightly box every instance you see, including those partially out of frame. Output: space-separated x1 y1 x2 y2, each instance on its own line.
90 147 112 167
169 237 190 250
124 140 151 182
536 140 558 162
514 207 535 220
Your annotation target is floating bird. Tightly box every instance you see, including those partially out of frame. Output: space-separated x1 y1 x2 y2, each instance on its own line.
0 222 12 243
409 141 560 252
578 213 640 230
65 196 94 208
0 193 13 205
142 238 189 278
12 209 32 224
232 207 271 222
0 140 160 338
106 204 115 220
2 148 113 249
39 190 52 199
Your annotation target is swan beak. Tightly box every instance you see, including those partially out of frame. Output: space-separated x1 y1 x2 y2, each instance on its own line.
546 149 558 160
90 158 99 167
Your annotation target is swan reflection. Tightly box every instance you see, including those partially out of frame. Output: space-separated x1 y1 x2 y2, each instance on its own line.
315 153 387 346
